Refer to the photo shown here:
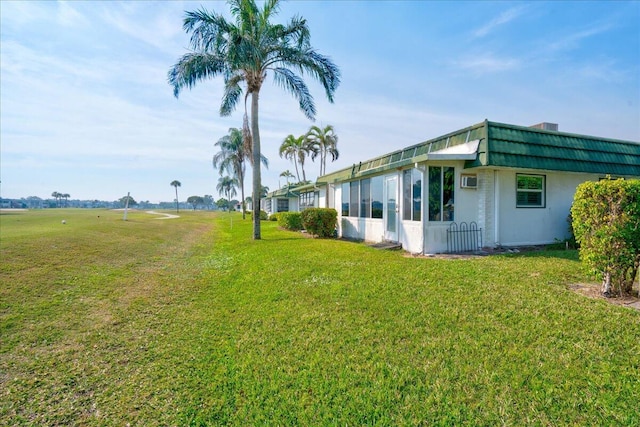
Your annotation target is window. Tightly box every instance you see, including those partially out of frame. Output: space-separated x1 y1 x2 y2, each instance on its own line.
277 198 289 212
300 191 316 210
342 177 383 219
428 166 455 221
360 178 371 218
516 174 545 207
403 169 422 221
349 181 359 217
341 183 349 216
371 176 383 218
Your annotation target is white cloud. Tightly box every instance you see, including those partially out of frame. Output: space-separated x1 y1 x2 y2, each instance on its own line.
451 54 521 75
473 5 528 38
99 3 186 54
57 1 88 27
547 24 612 52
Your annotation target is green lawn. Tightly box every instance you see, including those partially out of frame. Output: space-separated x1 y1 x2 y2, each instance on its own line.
1 209 638 426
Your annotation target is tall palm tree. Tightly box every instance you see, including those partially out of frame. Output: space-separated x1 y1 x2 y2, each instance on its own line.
213 127 268 220
279 134 311 182
61 193 71 207
51 191 61 208
168 0 340 240
307 124 338 176
170 180 181 212
216 176 238 210
278 134 304 182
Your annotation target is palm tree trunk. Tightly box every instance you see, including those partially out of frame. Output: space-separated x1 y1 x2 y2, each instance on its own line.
293 158 300 182
251 91 261 239
239 173 246 220
175 187 179 213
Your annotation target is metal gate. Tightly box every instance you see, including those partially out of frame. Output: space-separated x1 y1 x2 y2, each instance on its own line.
446 222 483 253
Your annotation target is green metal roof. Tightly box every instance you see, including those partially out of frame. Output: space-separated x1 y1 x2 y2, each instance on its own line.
266 185 300 198
319 120 640 183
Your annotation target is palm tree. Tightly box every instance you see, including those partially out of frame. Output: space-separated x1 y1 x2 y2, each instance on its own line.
279 135 301 182
170 180 181 212
216 176 238 210
307 124 338 176
280 170 294 187
279 134 312 182
168 0 340 240
213 127 268 220
61 193 70 207
51 191 61 208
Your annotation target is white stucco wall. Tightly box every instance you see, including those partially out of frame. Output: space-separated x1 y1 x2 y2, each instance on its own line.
495 169 599 246
401 220 423 253
317 187 327 208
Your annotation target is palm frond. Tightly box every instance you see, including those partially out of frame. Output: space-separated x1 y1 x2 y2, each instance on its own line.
221 75 244 116
281 15 310 48
272 67 316 120
184 8 232 52
168 53 226 98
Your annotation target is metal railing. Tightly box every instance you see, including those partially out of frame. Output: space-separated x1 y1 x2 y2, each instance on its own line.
446 221 483 253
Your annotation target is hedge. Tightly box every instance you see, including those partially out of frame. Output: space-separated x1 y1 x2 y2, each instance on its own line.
301 208 337 238
278 212 303 231
571 178 640 296
250 210 269 221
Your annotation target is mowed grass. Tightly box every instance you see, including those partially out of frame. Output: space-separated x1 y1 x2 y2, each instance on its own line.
1 209 639 426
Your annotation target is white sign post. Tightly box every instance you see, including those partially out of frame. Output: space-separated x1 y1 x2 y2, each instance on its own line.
123 191 130 221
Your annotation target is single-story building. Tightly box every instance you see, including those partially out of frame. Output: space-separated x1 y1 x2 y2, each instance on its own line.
262 185 300 214
275 120 640 254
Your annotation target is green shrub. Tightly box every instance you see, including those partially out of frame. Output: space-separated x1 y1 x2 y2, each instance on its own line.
301 208 337 238
278 212 303 231
571 178 640 296
251 210 269 221
268 213 279 221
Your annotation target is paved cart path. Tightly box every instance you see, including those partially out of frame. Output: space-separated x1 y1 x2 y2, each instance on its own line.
145 211 180 219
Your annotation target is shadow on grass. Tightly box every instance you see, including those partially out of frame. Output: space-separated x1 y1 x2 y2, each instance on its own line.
503 249 580 262
260 237 307 242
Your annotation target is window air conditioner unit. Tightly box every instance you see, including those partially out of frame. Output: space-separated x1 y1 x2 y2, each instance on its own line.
461 174 477 189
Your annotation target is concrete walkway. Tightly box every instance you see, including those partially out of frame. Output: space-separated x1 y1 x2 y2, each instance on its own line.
145 210 180 219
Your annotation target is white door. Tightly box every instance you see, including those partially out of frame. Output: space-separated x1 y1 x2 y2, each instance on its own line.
384 175 398 242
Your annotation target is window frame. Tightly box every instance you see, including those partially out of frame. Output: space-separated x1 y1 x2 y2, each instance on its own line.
428 166 455 222
516 174 546 208
360 178 371 218
371 176 384 219
403 168 422 221
341 183 349 216
299 191 316 210
276 198 289 212
349 181 360 217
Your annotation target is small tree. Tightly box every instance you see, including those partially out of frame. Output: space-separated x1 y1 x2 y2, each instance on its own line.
203 195 214 210
216 198 230 211
571 179 640 297
119 195 138 208
187 195 204 210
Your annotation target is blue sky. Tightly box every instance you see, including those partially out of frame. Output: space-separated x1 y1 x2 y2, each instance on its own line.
1 1 638 203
